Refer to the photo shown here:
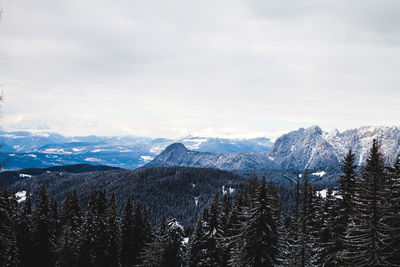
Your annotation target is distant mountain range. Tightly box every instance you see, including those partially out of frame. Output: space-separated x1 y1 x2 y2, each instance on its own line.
0 130 272 170
1 126 399 180
145 126 400 179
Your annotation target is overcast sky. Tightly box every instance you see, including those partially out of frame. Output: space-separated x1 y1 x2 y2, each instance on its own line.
0 0 399 139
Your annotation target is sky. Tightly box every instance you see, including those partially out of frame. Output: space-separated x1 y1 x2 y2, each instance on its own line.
0 0 399 139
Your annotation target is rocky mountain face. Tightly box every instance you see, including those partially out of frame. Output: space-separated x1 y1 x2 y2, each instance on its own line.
144 143 271 171
146 126 400 172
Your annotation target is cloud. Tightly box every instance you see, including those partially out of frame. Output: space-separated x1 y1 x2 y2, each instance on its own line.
0 0 399 138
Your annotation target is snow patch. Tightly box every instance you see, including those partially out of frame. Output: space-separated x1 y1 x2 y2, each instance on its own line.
318 189 341 199
140 155 154 162
15 191 27 203
268 156 275 161
84 158 102 163
194 196 199 206
91 149 103 153
27 154 37 158
150 145 166 154
182 138 208 150
42 148 72 155
311 171 326 177
19 174 32 178
222 185 235 195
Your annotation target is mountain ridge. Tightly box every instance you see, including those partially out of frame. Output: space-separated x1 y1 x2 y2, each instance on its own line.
145 126 400 173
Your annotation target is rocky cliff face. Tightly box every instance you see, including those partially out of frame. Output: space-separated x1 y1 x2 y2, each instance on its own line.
145 126 400 172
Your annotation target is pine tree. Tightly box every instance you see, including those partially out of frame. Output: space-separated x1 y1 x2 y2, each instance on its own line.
341 139 392 265
131 204 153 266
298 172 312 267
336 149 357 263
79 192 98 267
15 194 33 267
234 176 277 266
32 185 53 267
93 190 110 267
56 226 75 267
387 153 400 265
161 218 185 266
319 187 336 267
105 192 120 267
0 189 19 267
120 196 135 267
141 216 168 266
307 187 324 266
187 217 207 267
49 197 61 246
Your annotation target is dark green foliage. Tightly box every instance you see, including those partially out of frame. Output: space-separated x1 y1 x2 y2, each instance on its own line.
3 142 400 266
341 139 392 266
9 167 246 226
15 194 33 267
32 185 53 267
232 177 278 266
106 192 120 267
120 196 135 267
0 189 19 267
387 153 400 265
335 149 357 264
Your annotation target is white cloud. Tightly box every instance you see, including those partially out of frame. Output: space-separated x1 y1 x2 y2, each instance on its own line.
0 0 399 138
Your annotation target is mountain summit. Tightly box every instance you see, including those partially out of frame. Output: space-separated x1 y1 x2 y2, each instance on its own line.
145 126 400 172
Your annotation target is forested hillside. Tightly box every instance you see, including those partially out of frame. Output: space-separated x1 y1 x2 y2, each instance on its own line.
1 140 400 266
8 167 246 226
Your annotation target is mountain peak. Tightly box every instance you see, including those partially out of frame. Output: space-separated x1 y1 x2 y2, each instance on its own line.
163 143 188 153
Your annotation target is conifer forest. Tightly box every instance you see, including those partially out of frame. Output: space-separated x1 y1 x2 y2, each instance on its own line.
1 139 400 266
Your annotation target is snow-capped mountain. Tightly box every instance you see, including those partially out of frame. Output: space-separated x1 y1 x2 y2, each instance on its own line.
270 125 400 170
0 130 272 169
145 126 400 172
144 143 271 171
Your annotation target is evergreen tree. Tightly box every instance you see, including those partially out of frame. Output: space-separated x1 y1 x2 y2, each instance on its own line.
131 204 153 266
341 139 392 265
141 216 168 266
187 217 207 267
387 153 400 265
203 193 225 266
307 187 324 266
79 192 98 267
319 187 336 267
105 192 120 267
233 176 277 266
58 191 82 266
32 185 53 267
161 218 185 266
56 226 75 267
120 196 135 267
298 172 312 267
15 194 33 267
93 190 110 267
336 149 357 263
0 189 19 267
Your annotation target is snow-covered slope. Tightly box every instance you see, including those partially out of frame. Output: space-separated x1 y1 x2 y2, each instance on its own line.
269 125 400 170
146 126 400 172
144 143 272 170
